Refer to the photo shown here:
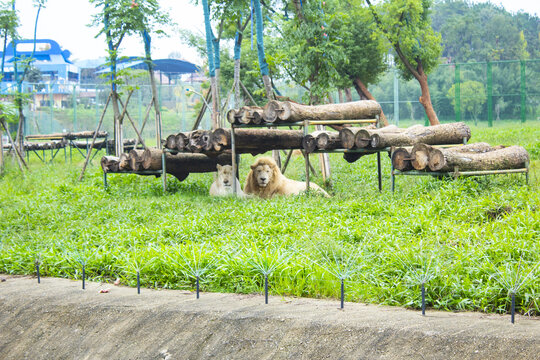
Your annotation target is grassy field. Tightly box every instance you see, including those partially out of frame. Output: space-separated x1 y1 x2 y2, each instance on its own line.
0 123 539 315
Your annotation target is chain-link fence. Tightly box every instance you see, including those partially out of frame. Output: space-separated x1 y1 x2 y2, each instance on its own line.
4 59 539 140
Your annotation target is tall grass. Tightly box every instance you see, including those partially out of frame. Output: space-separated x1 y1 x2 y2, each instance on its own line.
0 124 538 315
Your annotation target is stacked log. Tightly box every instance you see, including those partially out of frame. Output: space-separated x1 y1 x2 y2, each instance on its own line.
101 148 232 182
391 142 529 173
226 100 381 125
23 140 66 151
164 128 305 155
302 131 341 153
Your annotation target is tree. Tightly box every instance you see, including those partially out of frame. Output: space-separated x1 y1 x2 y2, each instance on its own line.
89 0 169 155
0 1 18 78
447 80 486 125
365 0 442 125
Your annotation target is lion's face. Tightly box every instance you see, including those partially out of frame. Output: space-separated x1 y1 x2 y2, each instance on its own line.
217 164 234 188
253 164 274 187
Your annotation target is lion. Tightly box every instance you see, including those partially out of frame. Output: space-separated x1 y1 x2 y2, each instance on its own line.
244 157 329 198
209 164 244 197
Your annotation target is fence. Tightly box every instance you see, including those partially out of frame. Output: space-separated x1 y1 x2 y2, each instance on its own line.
2 59 539 140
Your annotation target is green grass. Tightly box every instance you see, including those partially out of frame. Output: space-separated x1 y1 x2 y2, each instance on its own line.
0 123 539 316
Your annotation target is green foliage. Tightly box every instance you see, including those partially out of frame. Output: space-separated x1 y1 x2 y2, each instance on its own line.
447 80 487 122
332 2 388 89
368 0 442 80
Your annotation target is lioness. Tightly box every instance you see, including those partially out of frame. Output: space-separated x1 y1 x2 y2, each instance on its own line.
209 164 244 196
244 157 329 198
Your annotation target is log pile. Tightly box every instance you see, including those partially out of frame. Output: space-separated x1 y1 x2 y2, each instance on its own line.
339 123 471 150
302 130 342 153
227 100 382 125
101 148 232 181
164 128 305 155
391 142 529 173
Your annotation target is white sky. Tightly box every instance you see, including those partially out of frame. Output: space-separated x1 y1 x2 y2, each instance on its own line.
14 0 540 66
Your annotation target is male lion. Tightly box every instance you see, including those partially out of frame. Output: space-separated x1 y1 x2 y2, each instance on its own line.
209 164 244 197
244 157 329 198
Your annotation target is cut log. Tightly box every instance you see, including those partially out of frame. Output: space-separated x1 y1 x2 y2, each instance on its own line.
411 144 434 170
141 148 232 180
339 127 363 149
370 122 471 149
428 145 528 172
391 147 414 171
101 156 119 173
26 131 108 140
262 100 381 123
187 130 212 153
354 125 409 148
118 153 131 171
128 149 145 171
316 131 341 150
174 132 189 151
210 128 304 154
165 134 176 150
226 109 238 124
302 133 318 153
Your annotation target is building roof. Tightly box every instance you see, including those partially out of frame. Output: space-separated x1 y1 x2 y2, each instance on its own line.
95 57 200 76
1 39 73 64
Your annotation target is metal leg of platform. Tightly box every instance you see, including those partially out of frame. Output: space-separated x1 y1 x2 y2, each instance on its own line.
161 150 167 192
377 151 382 192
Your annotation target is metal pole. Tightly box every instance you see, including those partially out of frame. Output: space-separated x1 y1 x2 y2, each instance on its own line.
196 276 200 299
340 279 344 309
82 264 85 290
421 283 426 316
36 263 40 284
231 125 237 195
393 68 399 126
137 270 140 294
103 172 108 189
511 292 515 324
73 84 77 131
265 274 268 304
455 64 461 123
161 150 167 192
520 60 526 123
377 152 382 192
487 62 493 127
304 120 310 193
391 162 395 193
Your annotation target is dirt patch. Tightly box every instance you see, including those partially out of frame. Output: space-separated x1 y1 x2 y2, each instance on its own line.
1 276 539 359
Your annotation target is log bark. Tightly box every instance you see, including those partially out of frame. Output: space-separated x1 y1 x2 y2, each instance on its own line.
165 134 176 150
128 149 145 171
210 128 304 154
263 100 381 123
428 145 526 172
353 78 389 127
118 153 131 171
370 122 471 149
141 148 232 180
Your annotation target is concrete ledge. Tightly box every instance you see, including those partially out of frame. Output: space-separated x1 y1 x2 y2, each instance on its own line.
1 276 539 359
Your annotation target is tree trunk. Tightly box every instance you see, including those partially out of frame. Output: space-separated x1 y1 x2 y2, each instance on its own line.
338 89 344 103
417 72 440 126
112 90 123 156
263 100 381 123
344 88 353 102
211 128 304 153
210 76 220 129
141 148 231 176
353 78 389 127
370 122 470 149
428 145 528 173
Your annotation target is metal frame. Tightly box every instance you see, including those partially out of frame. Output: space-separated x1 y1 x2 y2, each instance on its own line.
103 150 167 192
230 117 387 195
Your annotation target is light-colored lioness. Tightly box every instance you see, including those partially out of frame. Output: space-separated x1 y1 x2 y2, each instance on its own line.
209 164 244 196
244 157 329 198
